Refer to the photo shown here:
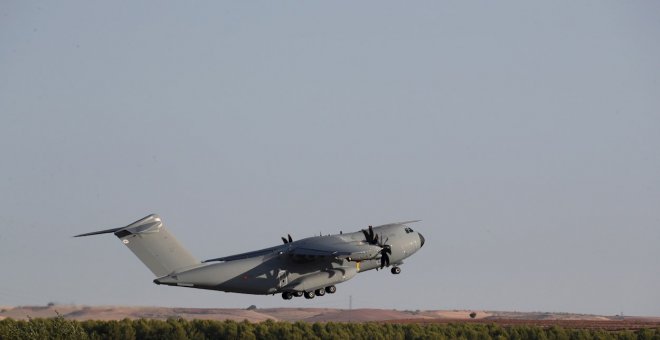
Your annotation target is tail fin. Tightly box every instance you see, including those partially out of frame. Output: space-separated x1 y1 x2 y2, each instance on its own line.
75 214 200 277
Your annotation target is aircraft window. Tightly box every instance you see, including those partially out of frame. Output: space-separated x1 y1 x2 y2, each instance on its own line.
404 227 413 233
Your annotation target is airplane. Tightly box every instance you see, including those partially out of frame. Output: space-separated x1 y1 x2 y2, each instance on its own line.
75 214 425 300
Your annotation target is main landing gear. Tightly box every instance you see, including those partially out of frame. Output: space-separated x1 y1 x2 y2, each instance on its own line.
281 285 337 300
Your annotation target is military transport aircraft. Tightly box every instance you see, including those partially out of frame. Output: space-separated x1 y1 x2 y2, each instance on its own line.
75 214 425 300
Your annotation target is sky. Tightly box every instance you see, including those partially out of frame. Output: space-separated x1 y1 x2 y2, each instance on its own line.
1 1 659 316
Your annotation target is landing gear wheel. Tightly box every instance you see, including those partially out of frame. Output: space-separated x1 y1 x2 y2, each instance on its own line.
282 292 293 300
294 291 303 297
391 266 401 274
304 291 315 299
325 285 337 294
315 288 326 296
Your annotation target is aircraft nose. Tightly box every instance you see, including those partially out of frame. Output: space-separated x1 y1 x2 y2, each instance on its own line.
418 233 425 247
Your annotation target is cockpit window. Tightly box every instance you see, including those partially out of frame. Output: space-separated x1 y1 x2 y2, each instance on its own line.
404 227 414 233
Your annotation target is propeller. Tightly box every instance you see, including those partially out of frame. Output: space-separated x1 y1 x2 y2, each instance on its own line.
281 234 293 244
377 233 392 269
361 226 378 245
362 226 393 269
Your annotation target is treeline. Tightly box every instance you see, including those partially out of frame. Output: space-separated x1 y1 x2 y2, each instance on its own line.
1 317 658 340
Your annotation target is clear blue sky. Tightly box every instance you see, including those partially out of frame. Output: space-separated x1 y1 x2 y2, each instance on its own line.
1 1 659 316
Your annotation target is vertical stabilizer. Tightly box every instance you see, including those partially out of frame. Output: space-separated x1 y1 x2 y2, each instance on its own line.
76 214 200 277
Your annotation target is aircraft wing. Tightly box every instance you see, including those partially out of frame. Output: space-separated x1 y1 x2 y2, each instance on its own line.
375 220 421 227
202 245 283 262
288 240 381 261
203 235 386 263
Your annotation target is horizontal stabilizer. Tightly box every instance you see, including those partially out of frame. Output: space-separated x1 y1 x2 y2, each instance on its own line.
74 226 124 237
74 214 160 238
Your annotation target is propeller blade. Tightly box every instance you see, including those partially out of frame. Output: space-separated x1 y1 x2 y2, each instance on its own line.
379 244 392 269
362 229 370 242
380 252 390 268
281 237 288 244
368 226 374 243
288 234 293 243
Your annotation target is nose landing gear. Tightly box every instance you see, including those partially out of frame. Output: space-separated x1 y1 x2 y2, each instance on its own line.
391 266 401 274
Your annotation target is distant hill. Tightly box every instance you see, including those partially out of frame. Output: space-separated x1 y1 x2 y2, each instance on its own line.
2 305 657 326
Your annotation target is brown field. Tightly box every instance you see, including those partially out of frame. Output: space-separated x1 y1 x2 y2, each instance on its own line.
385 318 660 331
2 305 659 330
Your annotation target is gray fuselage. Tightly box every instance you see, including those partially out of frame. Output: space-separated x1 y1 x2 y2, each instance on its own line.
154 224 425 295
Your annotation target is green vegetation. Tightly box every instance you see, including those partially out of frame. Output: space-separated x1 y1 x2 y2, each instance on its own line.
1 316 658 340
